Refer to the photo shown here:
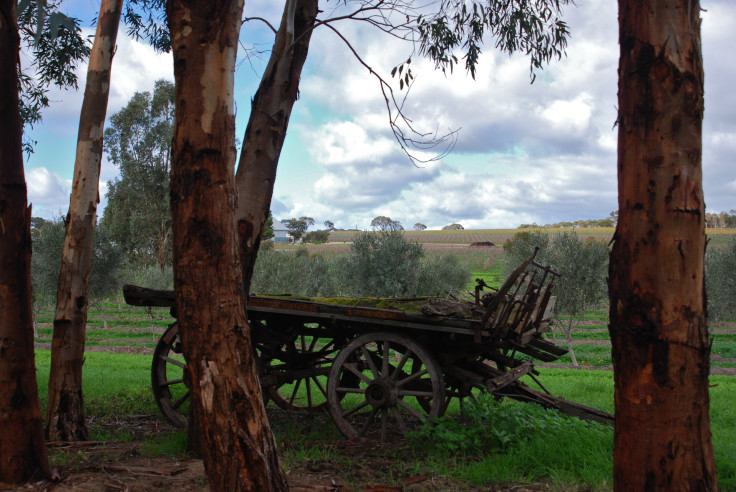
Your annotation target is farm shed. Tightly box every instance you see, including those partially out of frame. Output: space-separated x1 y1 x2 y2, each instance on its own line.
272 219 291 242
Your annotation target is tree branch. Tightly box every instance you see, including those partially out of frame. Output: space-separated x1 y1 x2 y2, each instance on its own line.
242 16 277 34
322 21 457 166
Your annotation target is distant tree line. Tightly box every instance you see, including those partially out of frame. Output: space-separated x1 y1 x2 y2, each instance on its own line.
517 210 735 230
519 211 618 229
705 210 736 229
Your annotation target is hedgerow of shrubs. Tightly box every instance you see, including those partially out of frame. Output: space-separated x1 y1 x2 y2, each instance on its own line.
706 236 736 321
250 231 470 298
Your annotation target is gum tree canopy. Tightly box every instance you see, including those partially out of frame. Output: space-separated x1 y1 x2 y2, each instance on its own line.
102 79 175 270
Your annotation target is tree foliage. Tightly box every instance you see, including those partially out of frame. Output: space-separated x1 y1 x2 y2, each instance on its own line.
705 237 736 321
281 216 314 241
414 222 427 231
408 0 571 81
251 231 468 298
705 210 736 229
251 248 336 297
101 79 174 269
31 218 125 309
503 230 608 365
371 215 403 231
304 230 330 244
30 217 64 309
122 0 169 52
16 0 90 154
442 223 464 230
341 230 466 297
262 211 275 242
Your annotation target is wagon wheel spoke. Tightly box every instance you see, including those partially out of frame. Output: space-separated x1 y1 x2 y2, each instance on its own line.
392 350 412 378
396 399 426 421
381 342 390 376
288 378 303 406
328 331 445 442
380 407 388 442
310 375 328 398
151 323 189 428
396 367 428 387
359 407 380 438
266 325 341 412
160 355 186 369
390 406 407 433
342 400 370 418
343 362 373 384
336 386 366 394
360 346 380 378
160 378 185 387
171 389 191 410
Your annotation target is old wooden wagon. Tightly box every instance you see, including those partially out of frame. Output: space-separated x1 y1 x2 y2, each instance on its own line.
123 249 612 441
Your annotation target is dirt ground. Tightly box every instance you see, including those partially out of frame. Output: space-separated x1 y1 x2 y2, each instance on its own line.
9 412 545 492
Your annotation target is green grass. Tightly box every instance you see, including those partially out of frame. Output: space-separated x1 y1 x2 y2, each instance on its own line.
554 344 613 366
710 376 736 490
139 431 189 457
35 350 157 417
569 331 610 340
712 341 736 359
32 346 736 489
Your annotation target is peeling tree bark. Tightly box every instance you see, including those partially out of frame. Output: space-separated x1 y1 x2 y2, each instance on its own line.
166 0 288 488
235 0 318 289
610 0 717 489
0 0 50 482
46 0 123 441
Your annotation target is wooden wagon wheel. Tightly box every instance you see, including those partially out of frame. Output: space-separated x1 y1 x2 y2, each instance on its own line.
327 332 445 441
266 331 344 411
152 323 271 427
151 323 189 428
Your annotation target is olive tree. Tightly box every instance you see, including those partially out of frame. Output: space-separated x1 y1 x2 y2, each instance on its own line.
371 216 403 232
705 237 736 321
32 219 125 330
502 230 608 365
545 233 608 365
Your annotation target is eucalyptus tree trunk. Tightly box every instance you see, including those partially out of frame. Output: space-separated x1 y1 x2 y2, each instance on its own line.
165 1 287 488
0 0 50 481
235 0 318 289
609 0 717 488
46 0 123 441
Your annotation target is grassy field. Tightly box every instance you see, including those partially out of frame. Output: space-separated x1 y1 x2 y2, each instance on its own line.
31 347 736 490
30 239 736 489
31 297 736 489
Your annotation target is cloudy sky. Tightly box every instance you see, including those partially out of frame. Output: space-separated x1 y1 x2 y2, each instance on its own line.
24 0 736 230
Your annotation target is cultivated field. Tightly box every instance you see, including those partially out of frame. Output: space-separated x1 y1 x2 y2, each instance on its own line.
325 227 736 246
